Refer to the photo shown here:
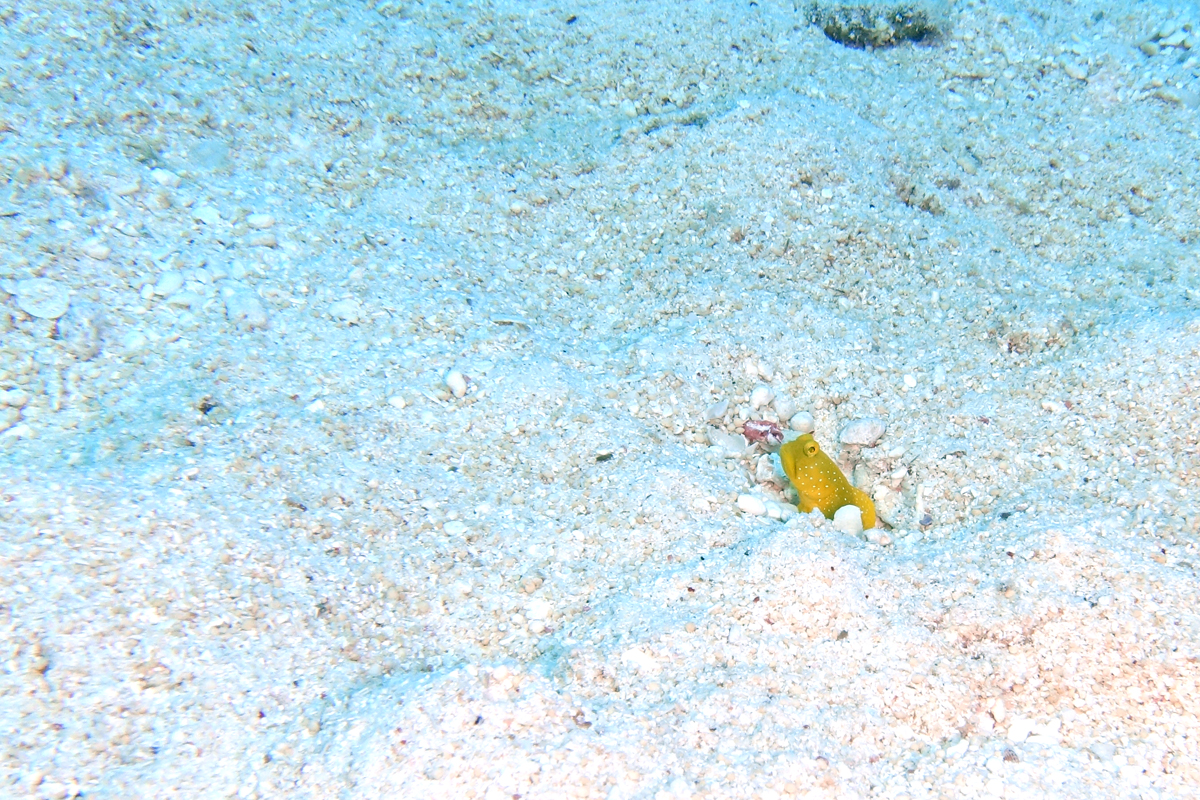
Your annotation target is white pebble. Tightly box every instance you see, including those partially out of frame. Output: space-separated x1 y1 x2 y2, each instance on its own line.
903 373 917 388
193 205 220 225
329 299 362 323
13 278 70 319
154 271 185 297
790 411 815 433
833 505 863 535
248 232 278 248
1061 60 1088 81
2 423 33 439
387 396 407 409
57 301 105 360
707 427 747 457
224 290 269 330
704 399 729 420
0 388 30 408
864 528 891 546
839 418 887 447
246 213 276 230
736 494 767 516
525 598 552 620
445 370 468 398
1006 717 1037 744
45 158 68 180
773 395 797 422
749 385 774 410
754 454 776 484
150 168 181 187
165 290 203 309
81 240 111 260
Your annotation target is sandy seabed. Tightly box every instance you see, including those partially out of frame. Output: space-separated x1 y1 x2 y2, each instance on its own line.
2 0 1200 797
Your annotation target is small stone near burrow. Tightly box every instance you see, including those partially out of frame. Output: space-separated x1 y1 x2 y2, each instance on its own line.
151 168 181 187
57 301 105 360
833 505 864 535
329 299 362 323
246 213 276 229
773 395 797 422
445 370 468 398
224 290 269 330
13 278 70 319
704 399 729 421
81 240 111 260
750 385 774 410
155 271 185 297
791 411 815 433
737 494 767 516
839 418 887 447
193 205 220 225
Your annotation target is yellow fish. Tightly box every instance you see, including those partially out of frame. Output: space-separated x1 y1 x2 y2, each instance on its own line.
779 433 876 528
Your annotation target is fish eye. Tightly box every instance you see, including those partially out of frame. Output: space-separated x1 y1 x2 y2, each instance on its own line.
804 442 819 457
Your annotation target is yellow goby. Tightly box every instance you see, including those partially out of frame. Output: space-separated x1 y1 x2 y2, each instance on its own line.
779 433 876 529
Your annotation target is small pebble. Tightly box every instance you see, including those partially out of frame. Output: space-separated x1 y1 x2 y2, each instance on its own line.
445 370 468 398
864 528 891 546
773 395 797 422
749 385 774 410
122 330 148 350
57 301 105 360
329 299 362 323
833 505 864 535
839 418 887 447
193 205 221 225
707 427 747 457
1061 60 1088 81
246 213 276 229
790 411 815 433
704 399 729 420
1006 717 1036 744
526 598 552 620
0 388 30 408
81 240 111 260
165 290 203 309
736 494 767 516
248 232 278 247
45 158 68 180
754 454 776 484
150 168 181 187
224 290 269 330
13 278 70 319
154 271 185 297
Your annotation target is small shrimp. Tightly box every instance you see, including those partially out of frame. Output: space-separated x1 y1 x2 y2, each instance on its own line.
743 419 784 447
